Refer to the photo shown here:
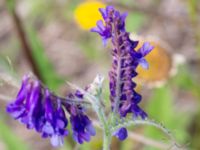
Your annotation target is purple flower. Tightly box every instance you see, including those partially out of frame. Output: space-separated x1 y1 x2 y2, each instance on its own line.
6 75 68 147
65 91 96 144
6 75 30 119
137 42 154 69
113 127 128 141
92 6 153 141
7 76 95 146
91 20 112 46
70 114 96 144
41 90 68 147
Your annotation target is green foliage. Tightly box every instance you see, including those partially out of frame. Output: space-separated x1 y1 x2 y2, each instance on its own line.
187 0 198 23
64 0 80 20
121 139 135 150
171 66 200 98
0 57 14 75
126 12 146 32
61 140 73 150
79 34 101 60
0 115 28 150
6 0 15 12
144 85 190 150
26 27 64 91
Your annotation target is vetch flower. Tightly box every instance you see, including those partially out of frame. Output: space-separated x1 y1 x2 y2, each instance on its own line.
7 74 95 146
91 20 112 46
65 91 96 144
70 113 96 144
113 127 128 141
6 75 68 147
41 90 68 147
91 6 153 141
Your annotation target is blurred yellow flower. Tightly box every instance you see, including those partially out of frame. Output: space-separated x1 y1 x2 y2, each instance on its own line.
136 40 172 84
130 34 185 88
74 1 106 30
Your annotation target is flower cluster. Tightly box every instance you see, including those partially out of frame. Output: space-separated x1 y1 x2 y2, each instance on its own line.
91 6 153 140
6 75 95 146
6 5 154 148
64 91 96 144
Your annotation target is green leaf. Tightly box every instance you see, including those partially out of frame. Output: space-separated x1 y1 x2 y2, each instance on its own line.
26 27 64 91
0 116 28 150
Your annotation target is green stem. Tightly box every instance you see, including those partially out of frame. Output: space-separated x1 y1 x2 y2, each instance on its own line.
103 131 112 150
71 85 112 149
96 107 112 150
91 98 112 150
111 118 174 141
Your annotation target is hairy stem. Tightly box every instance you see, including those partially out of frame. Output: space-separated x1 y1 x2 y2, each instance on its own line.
103 131 112 150
111 118 174 142
93 99 112 150
70 85 112 149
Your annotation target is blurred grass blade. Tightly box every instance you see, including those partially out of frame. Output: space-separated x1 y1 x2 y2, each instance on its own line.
26 27 63 91
6 0 15 12
0 119 28 150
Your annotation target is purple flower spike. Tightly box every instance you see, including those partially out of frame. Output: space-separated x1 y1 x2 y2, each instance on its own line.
92 6 153 141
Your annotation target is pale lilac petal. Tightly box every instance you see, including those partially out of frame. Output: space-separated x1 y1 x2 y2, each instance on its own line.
99 8 107 19
138 58 149 69
86 124 96 136
50 135 64 147
42 122 54 135
140 42 154 56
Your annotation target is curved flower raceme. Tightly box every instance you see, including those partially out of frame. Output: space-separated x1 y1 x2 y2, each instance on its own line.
91 6 154 141
6 75 95 146
64 92 96 144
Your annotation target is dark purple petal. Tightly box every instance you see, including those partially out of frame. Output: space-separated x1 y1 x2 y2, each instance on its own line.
6 104 26 119
114 127 128 141
131 105 147 119
70 113 95 144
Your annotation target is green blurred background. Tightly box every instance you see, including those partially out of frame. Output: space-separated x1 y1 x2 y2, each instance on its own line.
0 0 200 150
